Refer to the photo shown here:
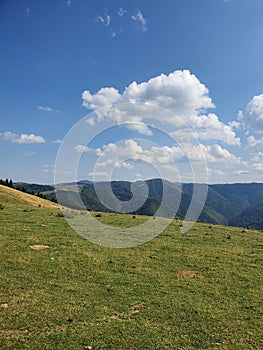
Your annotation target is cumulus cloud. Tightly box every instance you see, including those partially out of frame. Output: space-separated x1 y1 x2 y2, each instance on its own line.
205 144 241 163
170 114 240 145
247 135 263 151
81 139 240 169
82 87 122 110
239 94 263 132
2 131 46 144
74 145 94 153
251 163 263 173
82 70 240 145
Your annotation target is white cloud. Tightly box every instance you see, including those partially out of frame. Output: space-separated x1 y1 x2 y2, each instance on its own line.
131 9 148 32
251 152 263 162
52 139 63 144
82 70 240 145
233 170 250 175
86 140 240 170
251 163 263 173
88 171 108 178
74 145 94 153
109 31 117 38
96 14 111 27
247 135 263 151
239 94 263 132
37 105 53 112
205 144 241 163
82 87 122 110
97 159 133 169
170 114 240 145
2 131 46 144
118 7 126 17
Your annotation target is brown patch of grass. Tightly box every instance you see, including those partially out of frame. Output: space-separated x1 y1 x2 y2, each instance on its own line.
0 184 59 208
177 270 204 279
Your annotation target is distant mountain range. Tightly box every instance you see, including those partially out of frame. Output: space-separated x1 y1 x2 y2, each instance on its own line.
15 180 263 230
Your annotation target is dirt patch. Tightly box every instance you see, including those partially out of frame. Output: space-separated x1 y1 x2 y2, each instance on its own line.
177 270 204 279
30 245 50 250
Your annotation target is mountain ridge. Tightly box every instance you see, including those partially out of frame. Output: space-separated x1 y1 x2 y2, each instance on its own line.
12 179 263 229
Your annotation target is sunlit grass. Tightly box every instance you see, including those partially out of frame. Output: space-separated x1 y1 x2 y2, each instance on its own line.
0 192 262 349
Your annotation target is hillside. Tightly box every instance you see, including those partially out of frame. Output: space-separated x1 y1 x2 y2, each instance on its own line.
14 180 263 229
0 184 59 209
230 202 263 230
0 186 262 349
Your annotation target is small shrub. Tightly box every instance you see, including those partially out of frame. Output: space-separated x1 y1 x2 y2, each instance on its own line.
132 215 136 219
95 213 101 217
0 203 5 210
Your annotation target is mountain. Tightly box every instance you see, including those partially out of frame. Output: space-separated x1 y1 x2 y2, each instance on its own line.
13 180 263 229
230 202 263 230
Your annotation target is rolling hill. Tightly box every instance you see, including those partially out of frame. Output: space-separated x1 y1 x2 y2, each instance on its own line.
0 181 262 349
0 184 59 209
12 180 263 229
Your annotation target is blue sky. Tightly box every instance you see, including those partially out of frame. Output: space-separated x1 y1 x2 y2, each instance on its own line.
1 0 263 184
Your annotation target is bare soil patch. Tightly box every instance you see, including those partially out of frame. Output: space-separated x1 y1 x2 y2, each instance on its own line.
29 245 50 251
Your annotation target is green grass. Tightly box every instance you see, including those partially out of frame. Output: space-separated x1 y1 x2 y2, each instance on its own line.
0 192 262 349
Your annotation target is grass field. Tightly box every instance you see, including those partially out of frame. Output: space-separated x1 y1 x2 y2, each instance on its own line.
0 186 262 349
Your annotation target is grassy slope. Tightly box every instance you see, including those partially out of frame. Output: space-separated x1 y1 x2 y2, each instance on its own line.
0 189 262 349
0 185 59 209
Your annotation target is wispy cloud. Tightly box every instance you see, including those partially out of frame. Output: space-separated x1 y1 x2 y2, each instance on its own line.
37 105 53 112
96 14 111 27
66 0 72 7
2 131 46 144
74 145 93 153
109 31 117 38
25 151 35 157
52 139 63 144
25 8 31 17
131 9 148 32
118 7 126 17
88 171 108 178
43 164 55 173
